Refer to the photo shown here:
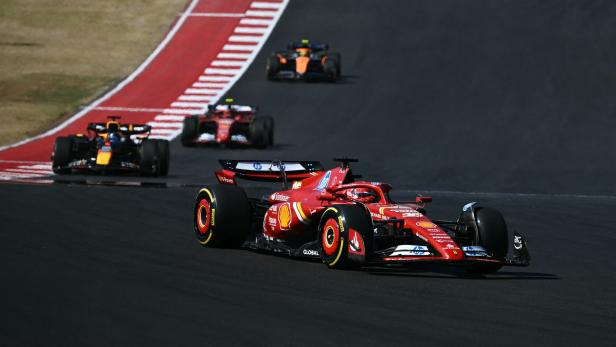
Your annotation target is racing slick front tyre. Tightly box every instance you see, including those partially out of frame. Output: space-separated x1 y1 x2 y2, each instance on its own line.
318 204 374 270
467 207 509 274
52 137 73 174
249 117 272 148
155 139 170 176
266 55 280 80
194 185 252 248
139 140 160 177
323 59 338 82
328 52 341 77
181 116 199 147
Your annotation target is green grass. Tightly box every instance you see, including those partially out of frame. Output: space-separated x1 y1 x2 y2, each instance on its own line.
0 0 187 146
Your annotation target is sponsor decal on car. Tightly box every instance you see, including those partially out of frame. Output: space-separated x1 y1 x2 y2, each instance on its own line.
416 221 437 229
278 203 292 230
302 249 319 256
316 171 331 191
292 181 302 189
270 193 290 202
253 162 262 171
217 174 234 184
390 245 430 256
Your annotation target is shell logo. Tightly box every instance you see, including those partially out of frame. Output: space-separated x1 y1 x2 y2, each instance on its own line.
278 203 292 229
416 221 436 229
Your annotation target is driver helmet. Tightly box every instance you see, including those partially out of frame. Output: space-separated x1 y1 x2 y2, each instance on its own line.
108 132 122 147
345 188 379 203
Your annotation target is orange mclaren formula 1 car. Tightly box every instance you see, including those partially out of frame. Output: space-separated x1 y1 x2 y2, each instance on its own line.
181 99 274 148
51 116 170 176
193 159 530 273
266 39 341 82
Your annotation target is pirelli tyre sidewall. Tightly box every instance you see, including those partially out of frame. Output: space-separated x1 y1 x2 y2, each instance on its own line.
318 204 374 269
194 185 251 248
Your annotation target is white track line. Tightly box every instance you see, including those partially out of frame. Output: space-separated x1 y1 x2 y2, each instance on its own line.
217 52 251 59
0 160 51 164
193 82 226 88
0 0 201 152
222 44 256 51
228 35 262 43
251 2 283 9
203 68 238 75
171 102 209 108
147 122 183 128
199 75 234 81
5 168 53 175
178 95 212 101
235 27 268 34
163 108 202 115
94 106 166 113
184 88 219 95
211 60 246 67
245 10 277 17
187 12 245 17
240 18 272 25
18 164 51 170
155 115 185 121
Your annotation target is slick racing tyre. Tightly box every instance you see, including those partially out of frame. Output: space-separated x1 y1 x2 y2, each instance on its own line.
155 139 170 176
181 116 199 147
249 117 273 148
139 140 160 177
328 52 341 77
194 185 252 247
323 59 337 82
266 55 280 80
52 137 73 174
318 204 373 269
467 207 509 274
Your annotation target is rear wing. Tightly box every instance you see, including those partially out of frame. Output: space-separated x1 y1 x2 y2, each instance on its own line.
215 160 324 185
87 123 151 135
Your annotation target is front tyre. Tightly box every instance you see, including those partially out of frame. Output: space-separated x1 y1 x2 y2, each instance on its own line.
467 207 509 274
181 116 199 147
194 185 252 247
318 204 373 269
52 137 73 174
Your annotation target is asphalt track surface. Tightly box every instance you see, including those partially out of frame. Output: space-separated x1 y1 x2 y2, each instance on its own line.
2 1 616 345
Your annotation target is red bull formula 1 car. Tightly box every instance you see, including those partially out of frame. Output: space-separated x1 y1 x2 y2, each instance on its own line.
193 159 530 273
181 99 274 148
266 39 341 82
51 116 170 176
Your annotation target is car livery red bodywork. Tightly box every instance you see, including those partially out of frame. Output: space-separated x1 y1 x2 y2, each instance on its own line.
194 159 530 272
181 101 274 148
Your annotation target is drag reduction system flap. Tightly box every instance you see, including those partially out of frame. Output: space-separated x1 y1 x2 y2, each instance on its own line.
215 159 324 185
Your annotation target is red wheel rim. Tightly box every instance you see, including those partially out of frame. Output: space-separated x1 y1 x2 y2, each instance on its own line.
321 218 340 256
196 199 211 235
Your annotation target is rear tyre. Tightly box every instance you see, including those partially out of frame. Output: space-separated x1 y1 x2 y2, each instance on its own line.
467 207 509 274
139 140 159 177
181 116 199 147
266 55 280 80
329 52 341 77
52 137 73 174
194 185 252 247
249 117 270 148
318 204 373 269
155 139 170 176
261 116 274 146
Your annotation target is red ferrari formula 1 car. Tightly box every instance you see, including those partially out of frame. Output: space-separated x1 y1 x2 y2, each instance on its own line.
193 159 530 273
181 98 274 148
